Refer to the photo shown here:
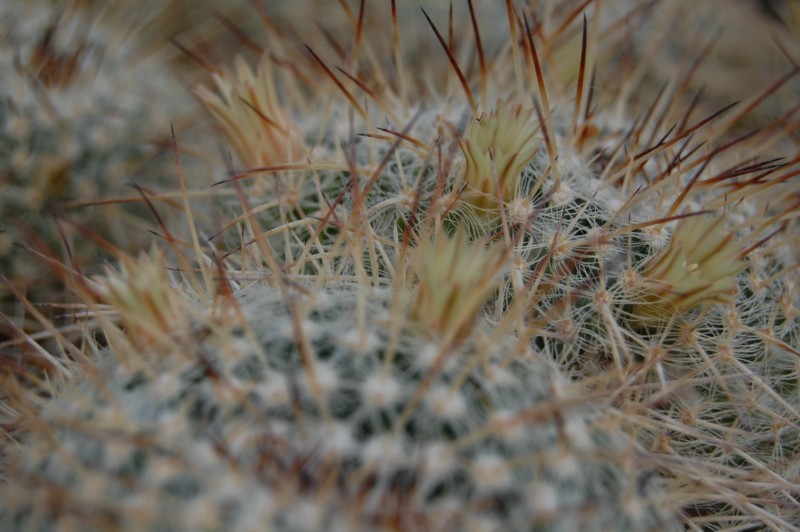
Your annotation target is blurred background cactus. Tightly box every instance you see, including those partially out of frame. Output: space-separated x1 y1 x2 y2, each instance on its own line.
0 0 258 375
0 2 192 315
1 0 798 530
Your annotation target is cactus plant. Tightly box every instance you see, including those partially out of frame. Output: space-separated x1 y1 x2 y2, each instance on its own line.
1 1 799 530
1 247 677 530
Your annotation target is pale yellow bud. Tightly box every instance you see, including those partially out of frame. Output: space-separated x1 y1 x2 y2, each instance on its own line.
459 101 538 213
95 249 186 350
196 55 304 169
639 214 745 316
409 229 507 340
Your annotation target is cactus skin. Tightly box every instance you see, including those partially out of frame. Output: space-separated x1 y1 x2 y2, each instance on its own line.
1 1 799 530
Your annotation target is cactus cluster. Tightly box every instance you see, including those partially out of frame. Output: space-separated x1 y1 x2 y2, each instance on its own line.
1 1 799 530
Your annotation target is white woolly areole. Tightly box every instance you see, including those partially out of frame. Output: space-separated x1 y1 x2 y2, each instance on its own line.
551 451 580 479
277 318 321 341
337 328 380 354
471 453 511 492
362 372 403 408
319 423 357 457
489 409 528 444
363 435 407 473
420 442 457 479
282 498 326 531
236 490 277 530
564 415 593 450
301 362 339 396
418 343 441 368
529 481 559 514
257 377 291 408
426 385 468 420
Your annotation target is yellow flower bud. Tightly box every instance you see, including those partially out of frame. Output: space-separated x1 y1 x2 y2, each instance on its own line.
639 214 745 317
459 101 538 214
409 229 507 340
95 249 186 350
196 55 304 169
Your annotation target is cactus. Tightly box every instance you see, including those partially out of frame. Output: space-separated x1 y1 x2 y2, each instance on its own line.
1 247 676 530
0 2 194 305
2 1 799 530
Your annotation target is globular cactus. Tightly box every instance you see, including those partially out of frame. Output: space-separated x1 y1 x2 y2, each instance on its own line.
2 1 799 530
1 245 676 530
